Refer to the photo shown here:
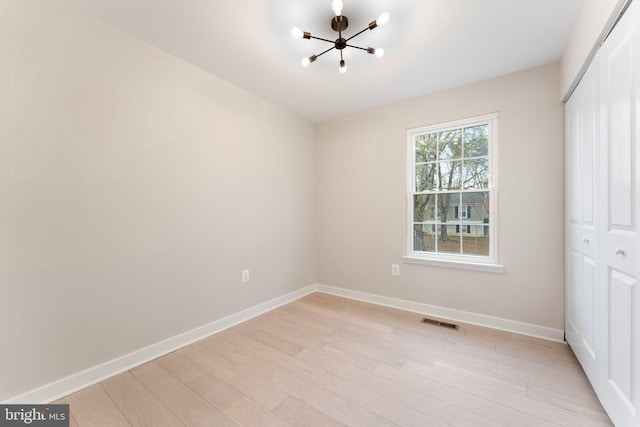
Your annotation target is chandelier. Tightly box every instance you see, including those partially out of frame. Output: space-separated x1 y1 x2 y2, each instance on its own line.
291 0 390 73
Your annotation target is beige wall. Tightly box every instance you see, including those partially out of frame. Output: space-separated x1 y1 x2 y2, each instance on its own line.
1 0 572 402
316 63 565 330
0 2 315 401
561 0 624 97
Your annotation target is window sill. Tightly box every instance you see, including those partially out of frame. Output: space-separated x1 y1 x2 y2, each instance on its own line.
402 256 505 273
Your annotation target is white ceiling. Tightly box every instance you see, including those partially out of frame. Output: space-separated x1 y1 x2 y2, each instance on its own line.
64 0 584 123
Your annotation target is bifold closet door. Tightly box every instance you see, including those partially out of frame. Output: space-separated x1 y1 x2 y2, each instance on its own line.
597 0 640 424
564 58 599 381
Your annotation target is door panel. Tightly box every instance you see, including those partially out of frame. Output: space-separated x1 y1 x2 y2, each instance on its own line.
581 255 596 359
566 247 580 344
565 53 600 377
607 38 635 229
597 0 640 424
608 269 635 406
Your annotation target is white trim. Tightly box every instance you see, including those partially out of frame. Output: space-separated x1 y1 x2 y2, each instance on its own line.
5 282 565 403
406 112 500 266
402 255 504 273
3 285 316 404
315 284 564 342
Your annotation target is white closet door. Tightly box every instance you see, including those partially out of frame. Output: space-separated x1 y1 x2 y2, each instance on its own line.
565 59 599 380
598 0 640 424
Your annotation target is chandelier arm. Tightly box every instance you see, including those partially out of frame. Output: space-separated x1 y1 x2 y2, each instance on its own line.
314 45 337 58
344 26 371 42
346 44 371 52
308 35 336 44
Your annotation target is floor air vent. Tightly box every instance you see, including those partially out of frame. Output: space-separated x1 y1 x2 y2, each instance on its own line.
421 317 459 330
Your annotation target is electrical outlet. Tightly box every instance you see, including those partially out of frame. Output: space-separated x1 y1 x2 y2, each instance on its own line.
241 269 250 283
391 264 400 276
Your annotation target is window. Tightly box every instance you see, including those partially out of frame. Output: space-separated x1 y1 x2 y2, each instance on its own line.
455 224 471 234
405 113 501 271
454 205 468 218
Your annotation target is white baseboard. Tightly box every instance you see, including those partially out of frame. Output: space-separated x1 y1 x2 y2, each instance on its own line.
4 285 316 404
315 284 565 343
6 282 564 404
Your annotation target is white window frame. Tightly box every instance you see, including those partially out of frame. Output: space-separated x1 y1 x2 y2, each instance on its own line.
403 113 503 273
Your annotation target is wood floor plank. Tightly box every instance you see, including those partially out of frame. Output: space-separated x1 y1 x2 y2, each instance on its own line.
180 342 241 381
216 330 325 383
55 397 82 427
319 330 407 367
435 403 509 427
379 362 612 427
64 384 130 427
301 344 379 373
267 368 398 427
155 349 210 384
242 311 328 350
272 306 339 334
402 358 529 406
233 322 304 356
100 371 184 427
130 361 237 427
225 369 290 410
296 346 451 416
298 346 504 427
496 359 599 401
526 383 612 422
273 396 345 427
331 326 440 367
55 292 612 427
317 372 453 426
221 396 291 427
389 324 459 351
200 334 286 382
68 411 80 427
374 363 559 427
187 373 290 426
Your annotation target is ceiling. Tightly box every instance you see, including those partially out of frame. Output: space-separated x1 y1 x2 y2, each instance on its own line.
63 0 584 123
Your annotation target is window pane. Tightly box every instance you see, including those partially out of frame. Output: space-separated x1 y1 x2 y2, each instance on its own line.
436 223 461 254
438 129 462 160
414 224 436 252
463 125 488 157
415 133 437 163
462 225 490 256
416 163 437 191
462 158 489 189
462 192 490 223
438 161 461 190
414 195 436 222
437 192 460 224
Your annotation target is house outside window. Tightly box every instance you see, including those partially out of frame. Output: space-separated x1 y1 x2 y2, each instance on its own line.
405 113 500 270
454 205 468 218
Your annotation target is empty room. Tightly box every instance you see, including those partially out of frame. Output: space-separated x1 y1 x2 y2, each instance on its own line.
1 0 638 426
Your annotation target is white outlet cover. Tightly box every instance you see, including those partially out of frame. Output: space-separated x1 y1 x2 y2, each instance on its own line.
391 264 400 275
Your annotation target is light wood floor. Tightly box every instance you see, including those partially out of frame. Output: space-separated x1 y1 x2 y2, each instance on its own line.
55 292 612 426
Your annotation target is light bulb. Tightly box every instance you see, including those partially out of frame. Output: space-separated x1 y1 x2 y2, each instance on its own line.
375 48 385 58
291 27 303 39
339 60 347 74
331 0 343 16
301 55 317 67
377 12 390 26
